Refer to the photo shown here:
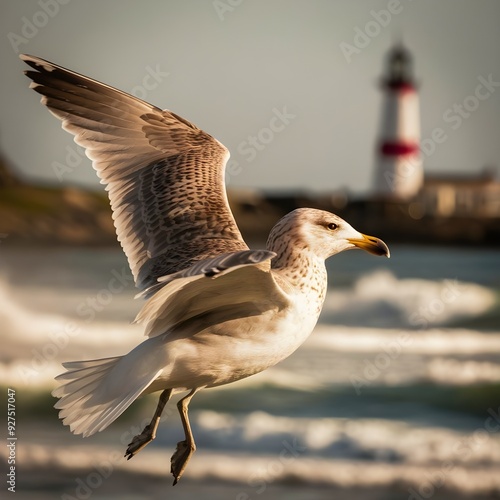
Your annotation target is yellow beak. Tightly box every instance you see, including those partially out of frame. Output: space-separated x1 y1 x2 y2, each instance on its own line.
348 234 390 258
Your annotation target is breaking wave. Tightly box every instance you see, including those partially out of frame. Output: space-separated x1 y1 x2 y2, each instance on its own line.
321 269 496 328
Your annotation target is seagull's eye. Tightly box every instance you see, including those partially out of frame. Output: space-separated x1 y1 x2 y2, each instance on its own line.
327 222 338 231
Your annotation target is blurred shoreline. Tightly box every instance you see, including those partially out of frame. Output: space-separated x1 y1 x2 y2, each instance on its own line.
1 157 499 248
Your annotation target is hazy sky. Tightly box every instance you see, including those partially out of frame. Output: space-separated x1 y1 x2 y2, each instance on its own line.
2 0 500 194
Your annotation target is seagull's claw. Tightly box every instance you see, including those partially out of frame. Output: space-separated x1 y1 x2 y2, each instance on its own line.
170 439 196 485
124 424 154 460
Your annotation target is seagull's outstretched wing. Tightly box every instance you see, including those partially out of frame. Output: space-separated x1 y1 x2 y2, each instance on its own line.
21 54 248 291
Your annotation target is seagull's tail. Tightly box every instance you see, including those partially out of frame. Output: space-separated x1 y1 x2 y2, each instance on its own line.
52 354 160 437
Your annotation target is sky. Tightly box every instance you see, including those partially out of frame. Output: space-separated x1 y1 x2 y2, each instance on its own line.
1 0 500 194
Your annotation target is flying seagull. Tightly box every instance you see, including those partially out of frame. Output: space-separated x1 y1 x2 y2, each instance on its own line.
21 54 390 485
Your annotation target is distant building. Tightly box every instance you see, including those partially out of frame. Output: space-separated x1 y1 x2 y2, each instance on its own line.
417 167 500 219
373 43 423 199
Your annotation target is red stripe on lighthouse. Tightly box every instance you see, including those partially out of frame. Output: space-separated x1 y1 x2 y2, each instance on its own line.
385 82 416 93
380 142 419 156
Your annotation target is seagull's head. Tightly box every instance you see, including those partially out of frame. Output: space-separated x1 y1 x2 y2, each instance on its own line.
268 208 390 261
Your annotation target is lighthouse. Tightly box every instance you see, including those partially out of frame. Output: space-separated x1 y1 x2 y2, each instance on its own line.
373 44 423 199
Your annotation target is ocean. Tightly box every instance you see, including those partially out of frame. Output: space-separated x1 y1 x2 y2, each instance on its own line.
1 245 499 499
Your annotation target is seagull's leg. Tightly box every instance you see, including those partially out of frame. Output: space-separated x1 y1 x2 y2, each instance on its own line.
125 389 172 460
170 388 199 485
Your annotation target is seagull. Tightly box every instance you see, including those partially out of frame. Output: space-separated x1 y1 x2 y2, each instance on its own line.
21 54 390 485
